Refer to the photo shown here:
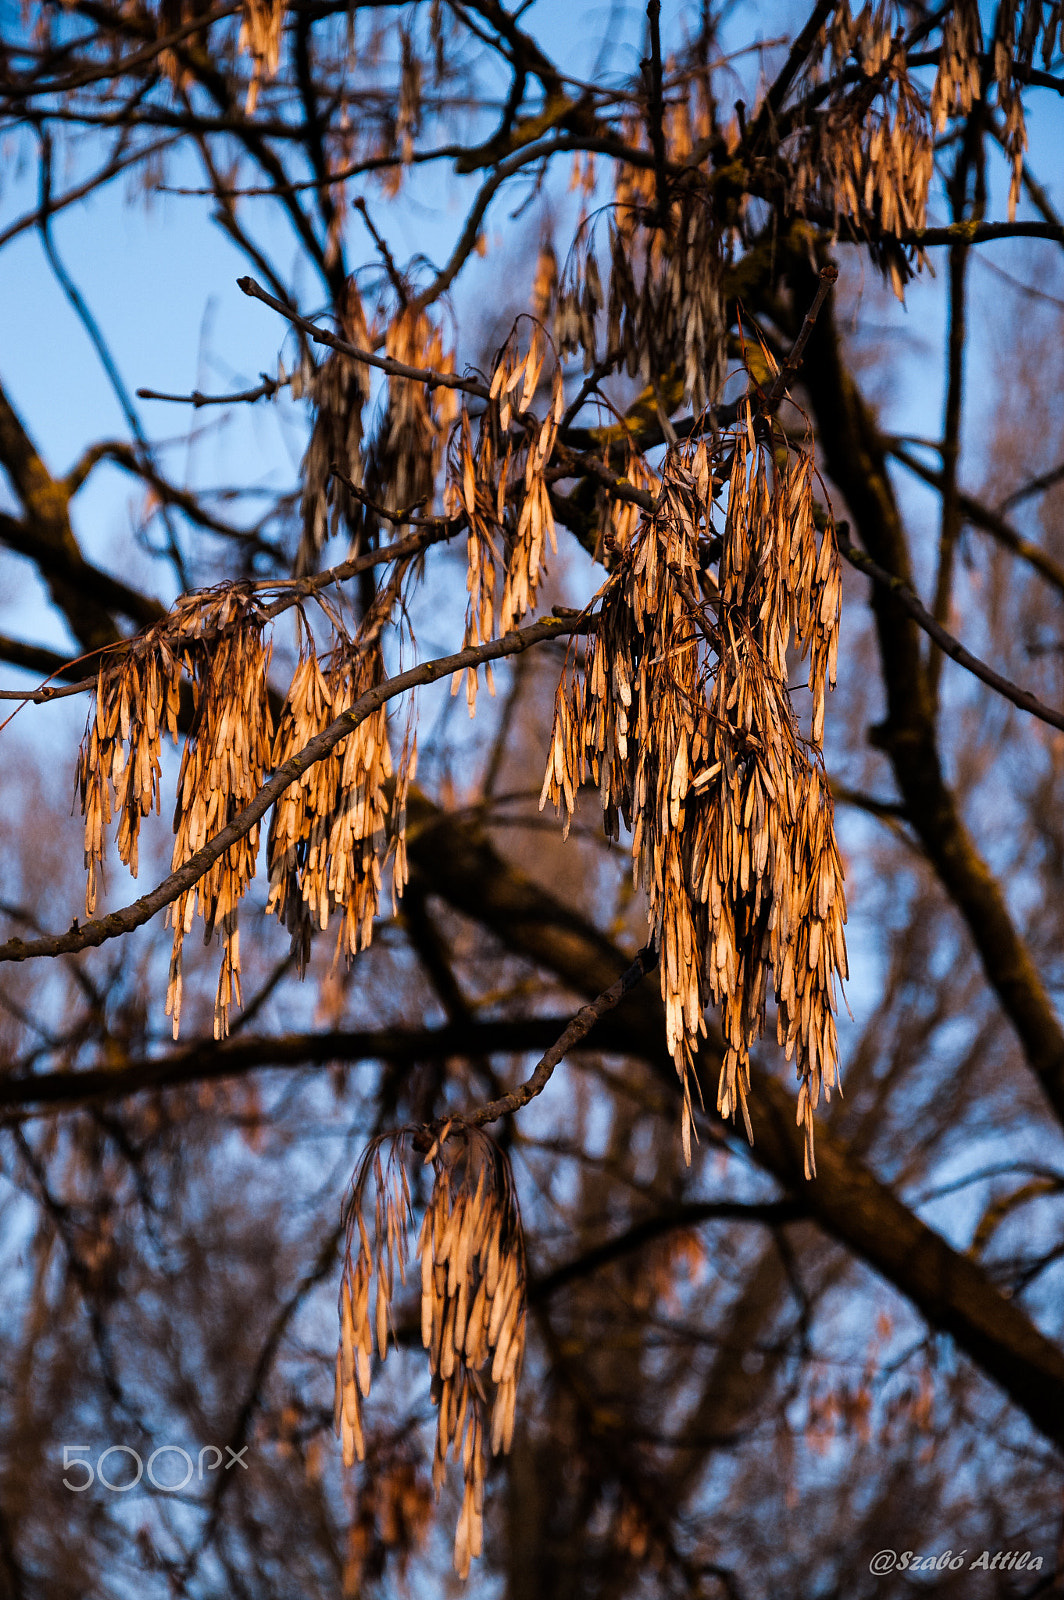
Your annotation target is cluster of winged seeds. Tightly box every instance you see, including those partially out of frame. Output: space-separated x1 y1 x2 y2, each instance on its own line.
76 641 182 916
75 586 414 1043
294 280 373 573
449 326 563 713
75 591 275 1042
336 1126 526 1579
164 591 274 1041
363 306 459 530
541 407 848 1175
551 192 724 415
785 0 1064 292
266 636 414 971
236 0 284 112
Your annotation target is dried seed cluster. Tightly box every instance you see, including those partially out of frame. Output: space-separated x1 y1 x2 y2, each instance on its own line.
76 643 182 916
363 306 458 531
266 638 414 971
541 410 848 1173
295 281 373 572
498 347 563 637
930 0 982 132
75 581 417 1043
449 327 563 713
784 0 1062 290
165 592 274 1040
553 196 725 414
336 1126 526 1579
237 0 283 112
791 54 933 295
990 0 1063 218
342 1442 432 1597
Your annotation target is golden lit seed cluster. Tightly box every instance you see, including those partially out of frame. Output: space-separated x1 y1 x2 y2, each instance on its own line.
76 591 416 1042
550 194 725 414
294 280 374 573
791 66 933 296
266 638 414 972
449 327 563 714
236 0 284 112
336 1126 526 1580
164 591 275 1041
363 305 459 529
990 0 1062 218
788 0 1062 287
930 0 982 132
76 642 183 914
451 405 502 713
498 346 563 636
541 414 848 1173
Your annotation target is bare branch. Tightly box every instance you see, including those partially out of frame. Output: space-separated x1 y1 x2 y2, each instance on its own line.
837 527 1064 734
237 276 492 399
460 943 659 1127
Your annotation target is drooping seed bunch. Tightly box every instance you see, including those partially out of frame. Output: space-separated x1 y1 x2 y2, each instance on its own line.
450 405 502 713
266 636 414 970
336 1125 526 1579
295 279 374 572
930 0 982 132
364 305 458 526
164 590 274 1041
75 641 183 916
541 410 848 1173
790 58 933 295
236 0 283 112
498 342 563 637
553 193 725 414
449 325 563 713
74 574 419 1040
341 1438 432 1597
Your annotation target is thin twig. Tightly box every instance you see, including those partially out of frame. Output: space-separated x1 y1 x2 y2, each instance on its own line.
746 0 837 152
137 374 286 407
327 467 438 528
999 458 1064 514
889 444 1064 599
838 528 1064 734
761 264 838 413
237 276 492 399
460 943 659 1127
353 195 409 305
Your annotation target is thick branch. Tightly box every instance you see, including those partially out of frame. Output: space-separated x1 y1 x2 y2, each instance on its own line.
403 795 1064 1448
800 279 1064 1137
0 1013 657 1111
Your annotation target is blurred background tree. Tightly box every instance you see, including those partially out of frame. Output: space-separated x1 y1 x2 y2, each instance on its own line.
1 0 1064 1595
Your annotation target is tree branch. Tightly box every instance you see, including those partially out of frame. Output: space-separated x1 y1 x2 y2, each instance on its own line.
460 943 659 1127
836 527 1064 734
403 793 1064 1449
0 613 594 965
237 276 492 399
890 442 1064 599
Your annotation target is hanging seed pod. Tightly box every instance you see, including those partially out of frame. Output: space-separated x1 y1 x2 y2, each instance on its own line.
336 1125 527 1579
